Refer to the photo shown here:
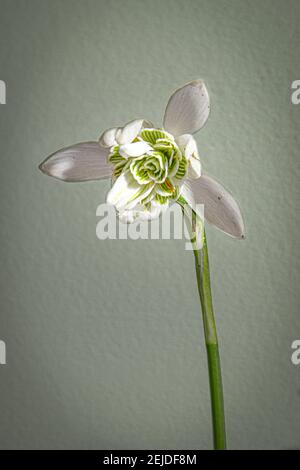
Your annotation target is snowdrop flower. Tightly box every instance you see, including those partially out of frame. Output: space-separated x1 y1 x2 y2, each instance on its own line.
39 80 244 238
38 80 246 449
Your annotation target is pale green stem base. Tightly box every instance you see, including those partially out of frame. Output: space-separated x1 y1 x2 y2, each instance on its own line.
180 199 227 449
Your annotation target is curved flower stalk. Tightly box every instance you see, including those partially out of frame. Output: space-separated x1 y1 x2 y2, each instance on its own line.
39 80 245 449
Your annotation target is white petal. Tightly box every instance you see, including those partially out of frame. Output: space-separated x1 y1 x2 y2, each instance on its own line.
118 209 139 224
116 119 153 145
99 127 119 148
176 134 191 155
107 172 139 208
188 156 201 179
115 128 122 143
118 200 166 223
176 134 196 160
100 119 153 148
181 174 245 239
106 171 153 209
144 200 168 220
164 80 210 136
176 134 201 179
39 142 112 182
119 141 152 158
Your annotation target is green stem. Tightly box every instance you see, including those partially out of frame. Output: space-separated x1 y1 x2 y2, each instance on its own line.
194 237 226 449
181 200 227 449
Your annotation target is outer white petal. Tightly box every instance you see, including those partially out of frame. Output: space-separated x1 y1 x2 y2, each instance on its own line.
100 119 153 148
107 171 139 209
188 157 201 179
163 80 210 136
39 142 112 182
181 174 245 239
106 171 153 209
115 128 122 143
116 119 153 145
144 200 169 220
176 134 201 179
118 200 167 223
176 134 191 155
99 127 119 148
176 134 197 160
119 141 152 158
118 209 139 224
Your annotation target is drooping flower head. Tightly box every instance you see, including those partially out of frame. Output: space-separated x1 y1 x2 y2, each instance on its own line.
39 80 245 238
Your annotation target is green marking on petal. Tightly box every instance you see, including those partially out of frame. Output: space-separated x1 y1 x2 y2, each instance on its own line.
113 158 131 177
155 194 169 205
129 150 169 185
140 129 174 145
141 188 156 205
156 179 175 197
171 185 180 200
108 144 134 178
175 155 188 179
109 154 125 164
107 125 193 217
126 182 154 205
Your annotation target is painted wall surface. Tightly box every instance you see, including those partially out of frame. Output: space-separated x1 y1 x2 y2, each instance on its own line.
0 0 299 449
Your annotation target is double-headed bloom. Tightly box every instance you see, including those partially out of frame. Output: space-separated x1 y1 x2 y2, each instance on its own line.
39 80 244 238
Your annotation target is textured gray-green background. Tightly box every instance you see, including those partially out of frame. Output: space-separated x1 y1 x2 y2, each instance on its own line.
0 0 299 450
